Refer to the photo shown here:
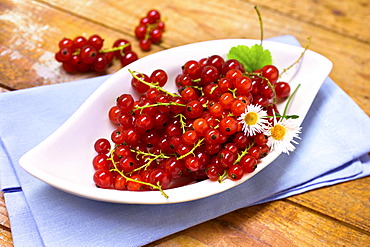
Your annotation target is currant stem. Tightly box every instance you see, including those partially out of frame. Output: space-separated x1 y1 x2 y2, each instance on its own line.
228 88 238 98
280 36 311 78
175 113 187 133
133 102 186 112
130 148 170 159
131 153 163 173
108 148 169 198
254 6 264 46
129 69 178 97
218 170 228 183
144 23 159 41
178 138 205 160
99 43 130 54
234 142 255 165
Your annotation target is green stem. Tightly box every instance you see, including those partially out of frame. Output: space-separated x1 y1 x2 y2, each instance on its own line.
129 69 178 97
228 88 238 98
280 36 311 78
133 102 186 112
108 148 169 198
178 138 205 160
234 142 255 165
254 6 263 46
218 170 228 183
175 113 187 133
99 43 130 54
282 83 301 117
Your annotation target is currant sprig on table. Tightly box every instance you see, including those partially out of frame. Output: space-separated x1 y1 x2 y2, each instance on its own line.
55 35 138 73
134 9 165 51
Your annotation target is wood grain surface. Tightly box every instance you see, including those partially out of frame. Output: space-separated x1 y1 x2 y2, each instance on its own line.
1 0 369 246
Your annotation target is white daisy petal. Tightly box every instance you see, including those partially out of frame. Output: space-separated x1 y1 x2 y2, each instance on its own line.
265 116 302 155
237 104 269 137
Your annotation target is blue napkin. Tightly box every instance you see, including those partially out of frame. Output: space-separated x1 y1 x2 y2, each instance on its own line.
1 36 369 247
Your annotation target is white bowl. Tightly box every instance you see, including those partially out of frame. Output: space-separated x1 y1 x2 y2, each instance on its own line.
19 39 332 204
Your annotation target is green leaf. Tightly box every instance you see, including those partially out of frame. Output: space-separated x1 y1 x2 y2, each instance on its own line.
227 44 272 73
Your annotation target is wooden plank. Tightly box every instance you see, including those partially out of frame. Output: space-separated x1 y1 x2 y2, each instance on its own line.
36 0 370 116
0 192 12 247
248 0 370 43
146 200 370 247
0 229 12 247
288 176 370 232
0 193 10 229
0 0 163 90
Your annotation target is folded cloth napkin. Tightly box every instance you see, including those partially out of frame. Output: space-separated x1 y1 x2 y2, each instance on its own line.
1 35 369 247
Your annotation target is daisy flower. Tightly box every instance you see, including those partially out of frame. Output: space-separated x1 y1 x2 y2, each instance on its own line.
265 115 302 155
238 104 269 136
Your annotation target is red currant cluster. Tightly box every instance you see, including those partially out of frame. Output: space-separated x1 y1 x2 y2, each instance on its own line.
134 9 165 51
55 35 138 73
92 55 291 195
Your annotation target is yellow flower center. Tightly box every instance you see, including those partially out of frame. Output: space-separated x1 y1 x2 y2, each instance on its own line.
244 112 258 125
271 124 286 140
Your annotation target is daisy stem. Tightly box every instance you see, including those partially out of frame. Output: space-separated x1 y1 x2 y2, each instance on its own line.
282 83 301 117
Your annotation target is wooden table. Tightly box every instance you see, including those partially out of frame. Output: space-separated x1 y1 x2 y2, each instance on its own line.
1 0 369 246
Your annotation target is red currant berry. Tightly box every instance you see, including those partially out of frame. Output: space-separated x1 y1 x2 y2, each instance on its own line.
135 25 147 40
80 45 98 64
149 168 171 189
261 65 279 84
275 82 291 98
205 164 223 181
127 174 145 191
113 175 127 190
181 130 199 146
116 93 135 111
149 28 162 44
219 117 238 135
87 34 104 50
147 9 161 23
193 118 210 136
73 36 87 49
240 155 257 173
201 65 219 84
150 69 168 87
139 39 152 51
94 138 111 154
59 38 74 49
108 106 121 125
113 39 132 58
228 164 244 180
93 169 113 189
183 60 202 79
164 157 185 179
118 156 137 173
121 51 138 67
184 156 201 172
92 154 109 170
131 73 151 93
185 100 203 119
